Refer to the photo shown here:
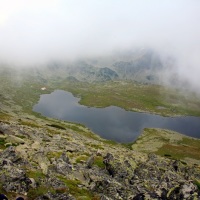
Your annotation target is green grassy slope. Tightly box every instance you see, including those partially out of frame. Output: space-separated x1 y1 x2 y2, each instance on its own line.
57 80 200 116
1 67 200 117
132 128 200 164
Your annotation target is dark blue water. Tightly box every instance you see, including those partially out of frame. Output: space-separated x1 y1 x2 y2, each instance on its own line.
33 90 200 143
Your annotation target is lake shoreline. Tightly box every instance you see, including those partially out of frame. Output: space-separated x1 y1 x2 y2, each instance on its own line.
33 90 200 143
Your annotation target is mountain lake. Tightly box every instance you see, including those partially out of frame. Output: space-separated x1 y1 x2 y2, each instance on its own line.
33 90 200 143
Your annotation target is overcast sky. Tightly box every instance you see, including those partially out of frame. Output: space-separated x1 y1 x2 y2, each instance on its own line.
0 0 200 90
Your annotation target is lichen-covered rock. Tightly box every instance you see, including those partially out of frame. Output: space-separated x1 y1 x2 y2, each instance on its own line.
5 135 25 144
29 178 36 189
0 146 31 194
35 192 76 200
47 177 67 190
0 146 19 162
0 121 199 199
86 155 94 168
1 166 31 194
52 152 72 175
0 123 13 135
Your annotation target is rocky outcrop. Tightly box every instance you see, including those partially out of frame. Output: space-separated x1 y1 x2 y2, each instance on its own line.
89 152 200 199
0 147 31 194
0 121 199 199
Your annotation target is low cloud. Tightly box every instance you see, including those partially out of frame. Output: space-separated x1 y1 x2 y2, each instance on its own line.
0 0 200 91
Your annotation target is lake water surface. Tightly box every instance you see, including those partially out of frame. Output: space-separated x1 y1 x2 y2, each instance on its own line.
33 90 200 143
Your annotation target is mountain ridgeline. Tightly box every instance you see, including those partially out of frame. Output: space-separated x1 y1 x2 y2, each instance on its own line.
42 49 167 84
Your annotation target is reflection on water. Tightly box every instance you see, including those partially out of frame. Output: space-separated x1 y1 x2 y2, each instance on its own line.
33 90 200 143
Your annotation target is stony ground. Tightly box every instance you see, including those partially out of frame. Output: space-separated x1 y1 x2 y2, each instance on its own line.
0 114 200 200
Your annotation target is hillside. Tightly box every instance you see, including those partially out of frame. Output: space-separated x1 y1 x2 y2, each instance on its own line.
0 112 200 199
0 66 200 199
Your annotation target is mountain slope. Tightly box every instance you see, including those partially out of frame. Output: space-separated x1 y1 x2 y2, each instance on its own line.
0 65 200 199
0 115 200 199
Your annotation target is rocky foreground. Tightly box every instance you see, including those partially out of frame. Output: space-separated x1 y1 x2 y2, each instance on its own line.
0 118 200 200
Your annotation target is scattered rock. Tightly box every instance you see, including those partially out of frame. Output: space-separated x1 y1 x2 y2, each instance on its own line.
86 155 94 168
0 121 199 199
35 192 76 200
1 166 31 194
6 135 25 144
29 178 36 189
53 153 72 175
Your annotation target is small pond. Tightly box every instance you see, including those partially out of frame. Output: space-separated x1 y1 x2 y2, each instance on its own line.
33 90 200 143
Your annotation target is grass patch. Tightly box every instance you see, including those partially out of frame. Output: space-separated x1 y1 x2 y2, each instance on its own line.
15 135 26 139
155 135 200 160
156 143 200 160
0 138 6 149
47 151 63 160
27 185 66 200
133 128 200 163
103 139 118 145
27 170 46 182
122 142 134 150
27 186 50 200
89 143 104 150
20 120 41 128
26 170 55 199
46 128 61 135
66 124 85 132
47 124 66 130
94 156 105 168
178 137 200 147
76 155 88 163
0 112 11 121
194 179 200 190
81 131 101 140
57 176 93 199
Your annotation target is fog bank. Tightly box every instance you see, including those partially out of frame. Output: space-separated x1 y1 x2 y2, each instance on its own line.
0 0 200 91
